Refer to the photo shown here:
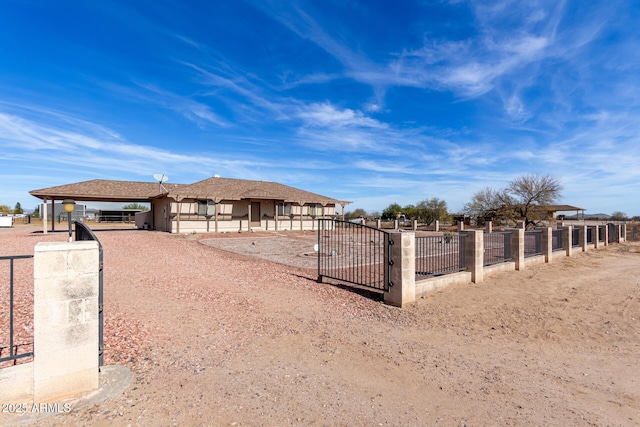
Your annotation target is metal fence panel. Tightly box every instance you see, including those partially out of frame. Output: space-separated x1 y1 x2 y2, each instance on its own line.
524 230 542 258
0 255 34 366
552 229 564 251
483 232 512 266
415 234 467 278
572 228 581 247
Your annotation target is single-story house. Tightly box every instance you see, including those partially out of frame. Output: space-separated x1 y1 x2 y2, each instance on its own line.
29 177 351 234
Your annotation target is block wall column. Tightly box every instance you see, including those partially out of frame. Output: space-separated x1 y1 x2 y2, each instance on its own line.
541 227 552 263
384 232 416 307
33 241 99 402
563 226 573 257
511 228 525 270
464 229 483 283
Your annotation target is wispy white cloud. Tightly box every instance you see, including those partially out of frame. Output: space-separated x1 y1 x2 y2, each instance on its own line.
297 103 387 129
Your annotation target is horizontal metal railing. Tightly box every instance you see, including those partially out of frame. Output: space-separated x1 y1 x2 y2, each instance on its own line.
483 232 512 266
524 230 542 258
415 234 467 278
0 255 34 366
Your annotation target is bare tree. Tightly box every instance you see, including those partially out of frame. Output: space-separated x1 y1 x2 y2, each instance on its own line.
508 174 563 227
610 211 628 221
464 174 563 228
463 187 505 219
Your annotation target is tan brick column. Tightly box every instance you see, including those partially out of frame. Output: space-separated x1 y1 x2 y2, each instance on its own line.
33 241 99 402
384 232 415 307
540 227 552 263
580 225 588 252
464 229 483 283
511 228 525 270
563 226 573 257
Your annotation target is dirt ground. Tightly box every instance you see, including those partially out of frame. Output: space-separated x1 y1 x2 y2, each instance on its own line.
1 224 639 426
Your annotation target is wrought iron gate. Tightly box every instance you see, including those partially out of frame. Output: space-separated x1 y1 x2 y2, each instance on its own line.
75 222 104 367
317 219 392 291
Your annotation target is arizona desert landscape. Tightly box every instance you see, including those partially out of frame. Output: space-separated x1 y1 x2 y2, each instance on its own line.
1 223 639 426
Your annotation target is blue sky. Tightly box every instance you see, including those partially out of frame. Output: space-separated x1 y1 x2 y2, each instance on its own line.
1 0 639 215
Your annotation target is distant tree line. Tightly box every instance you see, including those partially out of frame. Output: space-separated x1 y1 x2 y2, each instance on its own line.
343 173 639 228
345 198 451 226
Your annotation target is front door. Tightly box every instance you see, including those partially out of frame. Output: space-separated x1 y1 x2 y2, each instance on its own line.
251 202 261 227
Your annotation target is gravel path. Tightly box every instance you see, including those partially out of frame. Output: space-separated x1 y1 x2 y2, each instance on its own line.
1 224 639 426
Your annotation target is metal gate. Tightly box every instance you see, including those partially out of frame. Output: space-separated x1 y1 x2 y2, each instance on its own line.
1 254 34 366
75 222 104 367
317 219 392 291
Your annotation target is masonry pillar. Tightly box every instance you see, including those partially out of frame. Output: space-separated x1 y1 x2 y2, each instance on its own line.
563 226 573 257
464 229 483 283
603 225 609 247
376 219 381 229
485 221 492 233
433 220 439 232
594 226 600 249
393 219 399 230
540 227 552 263
580 225 588 252
511 228 525 270
622 224 627 242
33 241 100 402
384 232 415 307
458 221 465 231
412 220 418 231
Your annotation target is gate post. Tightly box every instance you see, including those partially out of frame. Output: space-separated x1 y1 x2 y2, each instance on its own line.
384 232 415 307
33 241 100 402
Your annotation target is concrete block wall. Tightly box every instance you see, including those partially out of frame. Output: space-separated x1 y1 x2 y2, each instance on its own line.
383 224 621 308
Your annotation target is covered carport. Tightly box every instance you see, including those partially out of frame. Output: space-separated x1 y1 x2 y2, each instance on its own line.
543 204 586 220
29 179 172 234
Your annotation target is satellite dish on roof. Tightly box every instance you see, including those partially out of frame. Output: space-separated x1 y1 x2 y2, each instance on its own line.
153 174 169 183
153 174 169 193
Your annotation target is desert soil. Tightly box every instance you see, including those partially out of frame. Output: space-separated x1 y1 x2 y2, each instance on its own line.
1 224 639 426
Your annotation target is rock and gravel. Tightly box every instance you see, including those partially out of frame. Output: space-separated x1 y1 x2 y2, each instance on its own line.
1 223 639 426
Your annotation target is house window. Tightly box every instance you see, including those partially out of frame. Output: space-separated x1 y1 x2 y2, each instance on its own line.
309 204 321 217
277 203 291 216
197 200 216 216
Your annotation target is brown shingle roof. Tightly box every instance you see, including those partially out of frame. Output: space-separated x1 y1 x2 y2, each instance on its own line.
29 179 187 202
29 177 350 205
167 177 348 205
